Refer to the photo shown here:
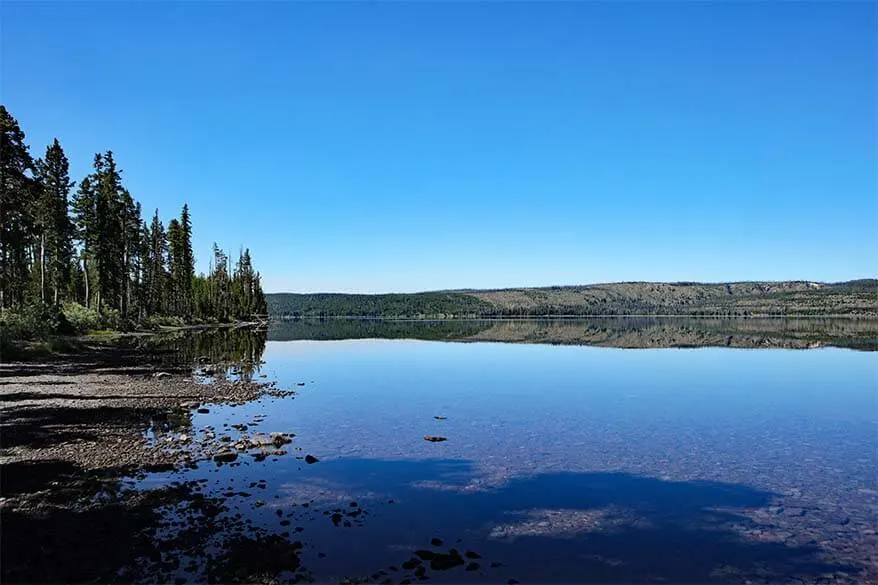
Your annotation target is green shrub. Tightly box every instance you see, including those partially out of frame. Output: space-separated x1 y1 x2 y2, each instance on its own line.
0 304 71 340
144 314 185 328
61 301 102 333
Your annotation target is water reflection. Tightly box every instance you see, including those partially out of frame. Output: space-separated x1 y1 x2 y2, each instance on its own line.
139 326 268 380
270 317 878 350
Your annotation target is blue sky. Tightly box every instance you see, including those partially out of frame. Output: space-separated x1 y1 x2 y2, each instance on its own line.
3 2 876 293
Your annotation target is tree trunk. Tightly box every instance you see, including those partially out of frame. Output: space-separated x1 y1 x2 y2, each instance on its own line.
40 234 46 304
83 257 90 309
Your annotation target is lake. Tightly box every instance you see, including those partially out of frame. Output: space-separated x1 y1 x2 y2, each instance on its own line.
136 319 878 584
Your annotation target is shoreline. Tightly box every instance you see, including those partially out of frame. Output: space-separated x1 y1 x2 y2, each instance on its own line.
0 330 295 582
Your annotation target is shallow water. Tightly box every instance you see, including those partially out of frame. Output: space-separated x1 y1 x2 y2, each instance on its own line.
137 322 878 584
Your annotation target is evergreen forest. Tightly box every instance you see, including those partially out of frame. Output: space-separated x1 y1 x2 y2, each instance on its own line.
1 105 266 339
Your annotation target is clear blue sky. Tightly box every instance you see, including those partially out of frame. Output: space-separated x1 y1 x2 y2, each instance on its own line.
3 2 876 293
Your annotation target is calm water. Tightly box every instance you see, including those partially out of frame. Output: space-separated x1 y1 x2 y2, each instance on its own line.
138 321 878 584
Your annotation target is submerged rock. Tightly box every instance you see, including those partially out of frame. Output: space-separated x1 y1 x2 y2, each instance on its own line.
429 549 465 571
424 436 447 443
213 452 238 463
304 455 319 464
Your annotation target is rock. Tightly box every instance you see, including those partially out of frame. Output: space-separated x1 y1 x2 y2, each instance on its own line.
271 433 293 447
402 558 422 570
434 416 447 420
429 549 465 571
251 434 276 446
466 562 480 571
431 537 443 546
197 408 210 414
508 580 519 585
424 436 447 442
415 550 437 560
304 455 319 464
465 550 481 559
214 452 238 463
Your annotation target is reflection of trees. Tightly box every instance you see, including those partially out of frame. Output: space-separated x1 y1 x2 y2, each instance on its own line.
140 327 268 380
268 318 878 351
268 319 492 342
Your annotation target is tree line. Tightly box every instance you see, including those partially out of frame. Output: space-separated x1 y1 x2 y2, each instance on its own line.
0 105 266 333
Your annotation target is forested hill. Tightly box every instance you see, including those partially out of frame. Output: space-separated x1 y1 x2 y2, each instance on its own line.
267 280 877 318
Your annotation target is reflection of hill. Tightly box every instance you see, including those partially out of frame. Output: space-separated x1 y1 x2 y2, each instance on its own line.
269 318 878 351
463 318 878 350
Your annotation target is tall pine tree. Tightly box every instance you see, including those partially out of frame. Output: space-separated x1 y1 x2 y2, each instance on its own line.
179 205 194 315
34 139 75 306
145 210 168 316
0 106 36 309
71 175 96 308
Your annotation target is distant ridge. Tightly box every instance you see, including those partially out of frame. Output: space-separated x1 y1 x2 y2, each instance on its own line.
267 279 876 319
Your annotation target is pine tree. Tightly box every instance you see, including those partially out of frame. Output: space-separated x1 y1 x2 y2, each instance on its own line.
179 205 195 314
0 105 37 309
34 139 75 306
167 218 183 315
94 151 125 314
119 190 142 319
210 243 230 321
145 210 168 316
71 176 97 308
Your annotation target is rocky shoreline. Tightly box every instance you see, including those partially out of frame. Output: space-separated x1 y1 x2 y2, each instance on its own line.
0 332 306 583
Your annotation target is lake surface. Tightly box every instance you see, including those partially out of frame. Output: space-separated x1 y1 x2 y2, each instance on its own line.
138 319 878 584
